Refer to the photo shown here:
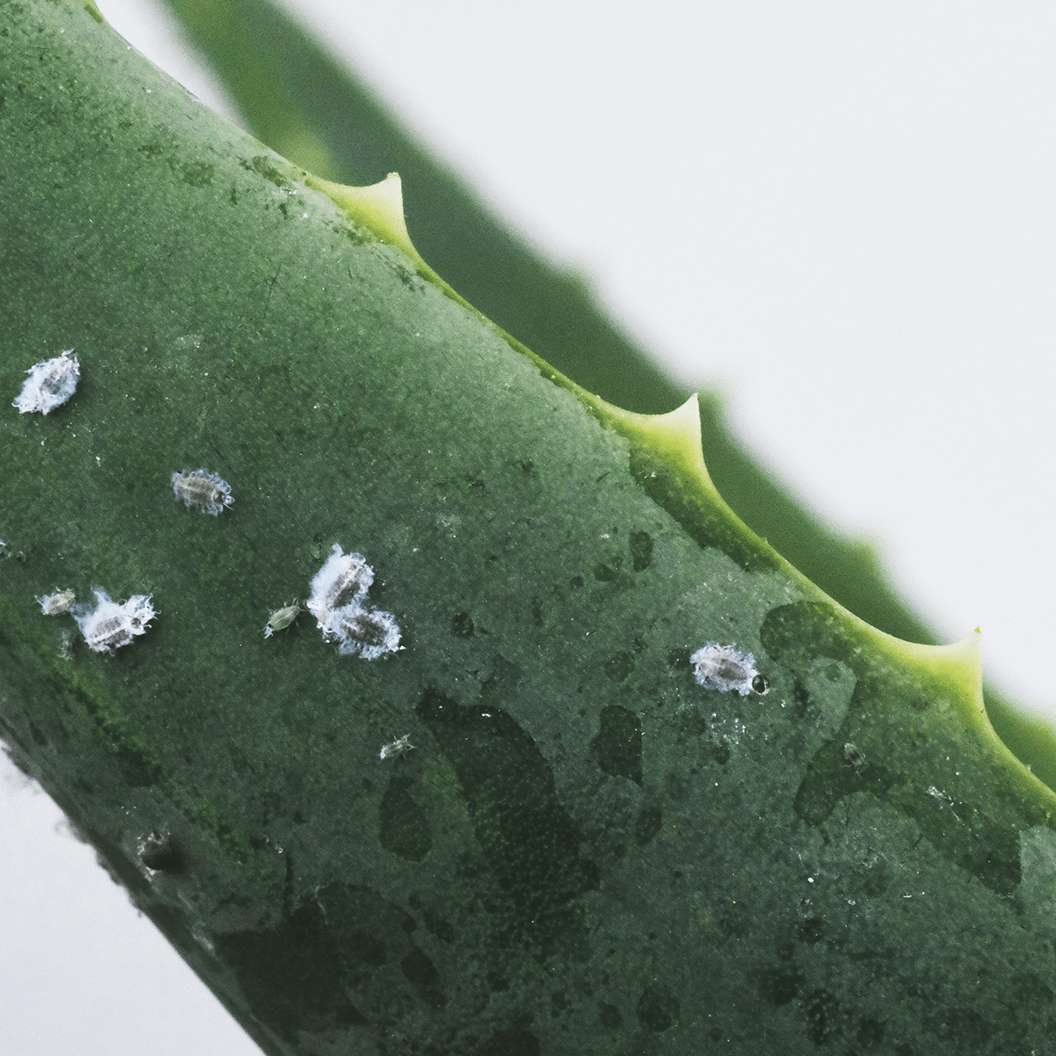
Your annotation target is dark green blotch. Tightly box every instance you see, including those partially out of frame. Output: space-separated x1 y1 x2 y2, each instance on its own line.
139 831 187 874
635 801 663 846
400 947 446 1009
637 983 679 1032
180 160 214 186
796 915 824 944
605 652 635 683
802 988 840 1044
216 897 366 1041
629 529 654 571
451 611 475 638
379 775 432 861
246 154 289 187
936 1007 994 1047
477 1027 540 1056
758 964 803 1006
417 687 598 945
857 1017 886 1048
591 704 643 785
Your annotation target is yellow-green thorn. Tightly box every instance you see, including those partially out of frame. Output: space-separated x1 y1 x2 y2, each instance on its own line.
307 172 421 262
601 392 723 502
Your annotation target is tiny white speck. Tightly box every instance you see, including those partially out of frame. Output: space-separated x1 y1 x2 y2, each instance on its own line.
13 350 80 415
378 734 414 761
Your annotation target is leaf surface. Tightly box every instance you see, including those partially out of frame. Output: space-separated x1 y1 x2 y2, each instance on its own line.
2 5 1055 1055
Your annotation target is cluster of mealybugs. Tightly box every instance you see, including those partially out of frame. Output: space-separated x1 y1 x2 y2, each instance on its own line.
306 545 402 660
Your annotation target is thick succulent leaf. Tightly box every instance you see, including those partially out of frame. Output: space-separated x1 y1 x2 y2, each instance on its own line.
3 5 1056 1055
158 0 1056 789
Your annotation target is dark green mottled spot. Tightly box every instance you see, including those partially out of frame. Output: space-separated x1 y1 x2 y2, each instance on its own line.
637 983 679 1032
379 775 432 862
629 529 654 571
591 704 642 785
417 688 598 945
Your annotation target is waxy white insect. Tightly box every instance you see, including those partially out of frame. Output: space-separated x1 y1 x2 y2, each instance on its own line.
690 642 768 696
72 588 156 654
263 602 301 639
378 734 414 761
306 545 401 661
37 589 76 616
171 468 234 516
321 603 402 661
306 544 374 621
13 350 80 415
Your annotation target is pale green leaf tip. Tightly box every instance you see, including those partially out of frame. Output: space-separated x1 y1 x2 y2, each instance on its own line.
306 171 420 261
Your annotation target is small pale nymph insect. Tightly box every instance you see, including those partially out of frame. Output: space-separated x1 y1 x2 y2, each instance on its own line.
72 588 156 654
37 588 76 616
306 544 374 621
171 468 234 516
263 602 302 639
378 733 414 761
690 642 769 696
13 350 80 415
321 603 402 661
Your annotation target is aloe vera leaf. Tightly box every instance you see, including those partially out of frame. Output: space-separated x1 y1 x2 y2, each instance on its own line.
4 5 1056 1054
157 0 1056 788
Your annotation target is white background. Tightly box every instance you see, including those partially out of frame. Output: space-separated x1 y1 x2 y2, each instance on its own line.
4 1 1055 1051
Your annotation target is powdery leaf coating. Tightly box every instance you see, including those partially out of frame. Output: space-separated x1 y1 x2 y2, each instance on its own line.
321 602 402 661
12 350 80 415
171 468 234 516
306 544 374 622
378 734 414 761
263 602 301 639
690 642 768 696
37 588 76 616
72 588 156 655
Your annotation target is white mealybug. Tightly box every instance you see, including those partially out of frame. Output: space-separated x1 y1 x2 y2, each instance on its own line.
378 734 414 761
263 602 301 639
306 544 375 621
321 603 402 661
171 468 234 516
72 588 156 654
690 642 768 696
37 589 76 616
13 350 80 415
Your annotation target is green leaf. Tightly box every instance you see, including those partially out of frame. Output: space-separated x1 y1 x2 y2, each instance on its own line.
3 5 1056 1055
158 0 1056 790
